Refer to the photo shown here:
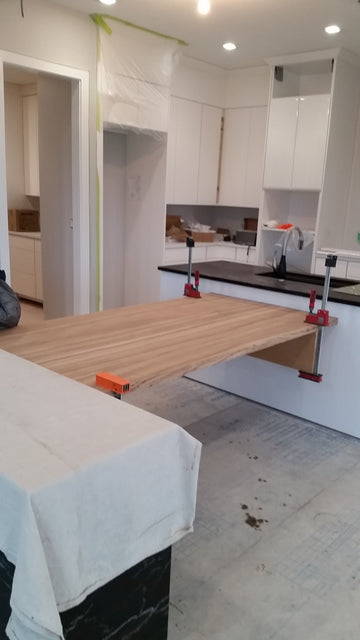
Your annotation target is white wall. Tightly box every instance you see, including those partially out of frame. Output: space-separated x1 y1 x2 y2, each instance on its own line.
38 75 73 319
0 0 98 309
344 101 360 251
225 65 270 108
124 132 167 305
4 83 30 210
171 57 226 107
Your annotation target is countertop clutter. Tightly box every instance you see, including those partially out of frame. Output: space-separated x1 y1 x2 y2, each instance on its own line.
158 260 360 307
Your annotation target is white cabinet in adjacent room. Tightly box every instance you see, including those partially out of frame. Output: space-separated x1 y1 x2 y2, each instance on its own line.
219 106 267 207
22 93 40 197
263 94 330 191
9 233 43 302
166 97 222 205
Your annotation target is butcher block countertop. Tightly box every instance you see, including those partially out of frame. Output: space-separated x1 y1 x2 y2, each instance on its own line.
0 294 337 391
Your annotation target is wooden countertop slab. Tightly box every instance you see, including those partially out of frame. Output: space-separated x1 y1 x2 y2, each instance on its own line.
0 294 337 390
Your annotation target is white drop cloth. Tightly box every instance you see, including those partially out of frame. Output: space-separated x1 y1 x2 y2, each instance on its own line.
0 350 201 640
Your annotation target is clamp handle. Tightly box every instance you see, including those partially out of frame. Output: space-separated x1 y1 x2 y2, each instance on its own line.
309 289 316 313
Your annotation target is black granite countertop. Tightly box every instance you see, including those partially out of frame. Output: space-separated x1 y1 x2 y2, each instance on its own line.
159 261 360 307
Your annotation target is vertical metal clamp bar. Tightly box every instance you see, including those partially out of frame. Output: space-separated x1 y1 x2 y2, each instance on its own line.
186 237 194 284
313 253 337 375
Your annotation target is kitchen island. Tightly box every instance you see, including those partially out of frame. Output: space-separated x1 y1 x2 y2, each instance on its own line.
159 261 360 438
0 350 201 640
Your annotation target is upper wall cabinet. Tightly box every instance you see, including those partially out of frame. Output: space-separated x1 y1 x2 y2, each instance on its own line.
218 106 267 207
166 97 222 205
263 94 330 190
22 93 40 197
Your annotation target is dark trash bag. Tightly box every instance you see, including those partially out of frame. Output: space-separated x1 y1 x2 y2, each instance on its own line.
0 270 21 329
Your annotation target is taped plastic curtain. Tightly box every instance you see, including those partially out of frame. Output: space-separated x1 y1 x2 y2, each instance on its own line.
96 16 183 135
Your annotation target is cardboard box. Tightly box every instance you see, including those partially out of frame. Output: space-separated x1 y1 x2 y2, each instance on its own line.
8 209 40 232
166 215 182 231
186 230 215 243
167 225 189 242
244 218 258 231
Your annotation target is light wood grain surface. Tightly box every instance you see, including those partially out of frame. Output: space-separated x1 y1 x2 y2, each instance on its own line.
0 294 336 390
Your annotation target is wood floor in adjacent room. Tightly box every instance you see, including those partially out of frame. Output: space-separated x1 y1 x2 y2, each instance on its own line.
18 298 360 639
18 298 45 326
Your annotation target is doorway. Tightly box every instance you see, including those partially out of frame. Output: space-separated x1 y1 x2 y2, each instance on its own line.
0 50 90 318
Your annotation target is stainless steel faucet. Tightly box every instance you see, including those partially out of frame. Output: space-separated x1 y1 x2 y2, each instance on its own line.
273 226 304 279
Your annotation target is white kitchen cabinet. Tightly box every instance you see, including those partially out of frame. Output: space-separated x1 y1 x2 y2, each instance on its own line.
197 105 223 204
219 106 267 207
292 95 330 190
346 261 360 280
22 93 40 197
206 244 236 261
9 233 43 301
263 95 330 191
163 242 255 265
34 238 43 300
163 243 207 265
314 256 348 278
166 97 222 205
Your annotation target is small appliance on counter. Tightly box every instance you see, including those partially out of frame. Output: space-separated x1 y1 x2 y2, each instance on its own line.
234 230 257 246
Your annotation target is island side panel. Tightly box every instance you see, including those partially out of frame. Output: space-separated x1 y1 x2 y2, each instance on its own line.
160 271 356 438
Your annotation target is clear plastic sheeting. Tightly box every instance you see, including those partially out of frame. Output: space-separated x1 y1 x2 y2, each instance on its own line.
96 16 184 135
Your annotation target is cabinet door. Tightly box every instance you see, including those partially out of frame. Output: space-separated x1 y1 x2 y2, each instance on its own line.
245 107 267 206
9 235 36 298
314 256 347 278
206 244 236 261
263 97 298 189
22 94 40 197
219 106 266 207
34 239 43 301
292 95 330 190
219 108 250 206
166 99 221 205
166 98 202 204
346 261 360 280
197 105 222 204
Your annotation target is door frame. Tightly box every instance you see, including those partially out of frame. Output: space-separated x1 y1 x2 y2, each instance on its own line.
0 50 90 315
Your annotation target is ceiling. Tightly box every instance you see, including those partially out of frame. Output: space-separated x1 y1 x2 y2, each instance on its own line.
44 0 360 70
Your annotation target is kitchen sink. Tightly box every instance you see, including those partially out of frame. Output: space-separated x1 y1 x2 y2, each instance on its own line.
256 270 359 289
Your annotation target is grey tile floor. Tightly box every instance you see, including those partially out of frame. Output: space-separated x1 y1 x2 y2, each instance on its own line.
126 377 360 640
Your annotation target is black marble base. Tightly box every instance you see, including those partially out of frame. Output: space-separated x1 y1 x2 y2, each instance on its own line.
0 547 171 640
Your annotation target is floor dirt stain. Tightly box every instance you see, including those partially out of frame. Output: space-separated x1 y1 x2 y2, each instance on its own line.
245 513 269 530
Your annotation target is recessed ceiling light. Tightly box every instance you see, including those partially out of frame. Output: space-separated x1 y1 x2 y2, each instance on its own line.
325 24 340 34
197 0 210 15
223 42 237 51
99 0 117 5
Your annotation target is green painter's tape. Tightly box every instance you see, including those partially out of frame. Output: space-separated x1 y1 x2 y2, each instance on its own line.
90 13 188 46
90 13 112 34
96 33 101 132
97 171 101 311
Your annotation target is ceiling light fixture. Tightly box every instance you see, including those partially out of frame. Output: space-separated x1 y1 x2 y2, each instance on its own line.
223 42 237 51
197 0 210 15
99 0 117 5
325 24 340 34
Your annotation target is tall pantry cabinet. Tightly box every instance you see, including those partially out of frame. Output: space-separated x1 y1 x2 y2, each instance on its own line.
257 49 360 274
166 97 222 205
